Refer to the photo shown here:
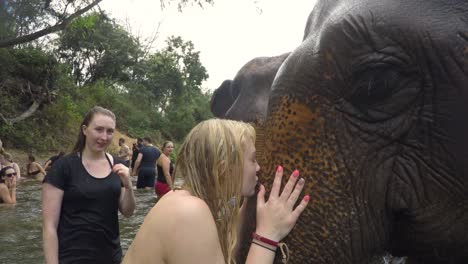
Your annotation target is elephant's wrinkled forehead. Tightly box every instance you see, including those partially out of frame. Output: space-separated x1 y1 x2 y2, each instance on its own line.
308 0 468 51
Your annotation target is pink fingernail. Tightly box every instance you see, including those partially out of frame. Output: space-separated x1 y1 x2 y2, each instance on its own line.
277 165 283 172
304 195 310 202
293 170 299 177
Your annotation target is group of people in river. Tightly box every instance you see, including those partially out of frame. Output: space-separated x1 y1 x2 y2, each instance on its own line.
0 139 67 205
117 133 175 196
3 106 310 264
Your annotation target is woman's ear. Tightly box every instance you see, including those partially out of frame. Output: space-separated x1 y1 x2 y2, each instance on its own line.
82 125 87 135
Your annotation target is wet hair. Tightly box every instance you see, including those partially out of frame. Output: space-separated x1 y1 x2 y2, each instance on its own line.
71 106 116 153
143 136 152 143
137 138 143 143
0 166 14 183
173 119 255 263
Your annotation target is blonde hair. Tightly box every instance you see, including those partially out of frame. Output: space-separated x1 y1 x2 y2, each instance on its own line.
173 119 255 263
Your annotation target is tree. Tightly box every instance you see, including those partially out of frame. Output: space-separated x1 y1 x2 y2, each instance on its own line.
56 12 141 86
133 36 208 112
0 0 214 48
0 48 60 125
0 0 103 48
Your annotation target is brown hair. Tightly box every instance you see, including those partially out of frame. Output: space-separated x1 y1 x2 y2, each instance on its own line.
0 166 14 183
71 106 116 153
162 141 173 149
173 119 255 263
28 154 35 162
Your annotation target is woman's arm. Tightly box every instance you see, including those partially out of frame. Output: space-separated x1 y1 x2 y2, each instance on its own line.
157 154 173 187
132 153 143 176
0 184 15 204
44 160 52 171
113 163 136 217
42 183 64 264
169 169 308 264
35 162 47 175
13 163 21 179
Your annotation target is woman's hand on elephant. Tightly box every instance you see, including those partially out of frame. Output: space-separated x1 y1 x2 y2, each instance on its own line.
255 165 309 242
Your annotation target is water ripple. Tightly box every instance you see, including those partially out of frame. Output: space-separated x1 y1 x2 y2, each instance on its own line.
0 180 158 263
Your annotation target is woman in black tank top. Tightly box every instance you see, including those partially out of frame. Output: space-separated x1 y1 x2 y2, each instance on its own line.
42 106 136 264
155 141 175 197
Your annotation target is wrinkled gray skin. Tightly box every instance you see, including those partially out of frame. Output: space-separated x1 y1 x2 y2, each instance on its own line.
210 53 290 122
212 0 468 263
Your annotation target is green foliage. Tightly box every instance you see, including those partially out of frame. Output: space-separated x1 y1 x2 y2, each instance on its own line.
0 47 59 121
1 8 214 153
0 0 50 40
57 12 141 85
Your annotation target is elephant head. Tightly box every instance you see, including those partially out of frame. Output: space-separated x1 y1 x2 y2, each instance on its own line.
210 53 290 123
212 0 468 263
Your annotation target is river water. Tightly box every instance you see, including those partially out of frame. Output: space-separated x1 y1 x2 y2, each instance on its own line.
0 180 407 264
0 179 156 264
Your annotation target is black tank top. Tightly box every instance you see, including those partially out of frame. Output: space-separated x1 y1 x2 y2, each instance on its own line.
156 161 173 184
43 153 123 264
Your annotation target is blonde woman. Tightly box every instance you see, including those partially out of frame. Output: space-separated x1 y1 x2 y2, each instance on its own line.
123 119 310 264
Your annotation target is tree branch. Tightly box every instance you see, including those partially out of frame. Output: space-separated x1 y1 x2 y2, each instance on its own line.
0 0 103 48
0 100 41 125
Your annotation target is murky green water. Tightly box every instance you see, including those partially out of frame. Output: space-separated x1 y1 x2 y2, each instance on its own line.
0 179 157 264
0 180 406 264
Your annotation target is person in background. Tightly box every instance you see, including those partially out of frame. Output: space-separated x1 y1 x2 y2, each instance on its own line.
118 138 132 167
0 166 17 204
0 139 5 168
42 106 136 264
132 137 160 190
130 138 142 174
1 152 21 180
154 141 174 197
122 119 309 264
44 152 65 173
27 154 46 181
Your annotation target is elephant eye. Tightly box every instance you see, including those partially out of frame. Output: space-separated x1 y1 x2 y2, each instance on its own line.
348 67 421 121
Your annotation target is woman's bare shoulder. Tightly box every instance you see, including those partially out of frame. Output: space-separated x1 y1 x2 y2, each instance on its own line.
156 191 212 221
125 191 222 264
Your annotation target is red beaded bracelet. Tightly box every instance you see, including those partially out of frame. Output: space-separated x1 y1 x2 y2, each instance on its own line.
252 232 279 247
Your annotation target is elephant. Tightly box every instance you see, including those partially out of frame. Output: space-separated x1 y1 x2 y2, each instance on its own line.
211 0 468 263
210 53 290 123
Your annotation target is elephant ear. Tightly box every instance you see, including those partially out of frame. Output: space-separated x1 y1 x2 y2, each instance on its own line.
210 79 234 118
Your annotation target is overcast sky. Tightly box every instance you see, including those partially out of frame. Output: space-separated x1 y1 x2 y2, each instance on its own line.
100 0 317 92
